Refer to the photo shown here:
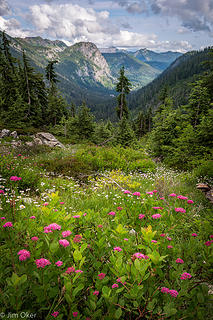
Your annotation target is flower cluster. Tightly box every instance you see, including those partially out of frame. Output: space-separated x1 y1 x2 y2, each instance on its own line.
180 272 192 280
10 176 22 181
44 223 61 233
59 239 70 247
161 287 178 297
18 249 30 261
35 258 51 268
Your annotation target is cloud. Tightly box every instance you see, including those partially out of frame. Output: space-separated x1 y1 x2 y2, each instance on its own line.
126 2 146 14
117 0 213 32
0 2 192 52
0 0 11 16
0 16 31 37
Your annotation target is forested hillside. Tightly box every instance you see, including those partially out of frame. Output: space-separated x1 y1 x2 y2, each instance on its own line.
129 48 212 114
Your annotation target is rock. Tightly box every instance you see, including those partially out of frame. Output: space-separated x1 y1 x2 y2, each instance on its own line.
33 138 43 145
34 132 65 148
196 183 213 204
11 140 22 148
25 142 34 147
0 129 11 138
10 131 18 139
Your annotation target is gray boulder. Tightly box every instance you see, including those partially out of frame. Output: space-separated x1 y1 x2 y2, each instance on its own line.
34 132 65 148
0 129 11 138
11 131 18 139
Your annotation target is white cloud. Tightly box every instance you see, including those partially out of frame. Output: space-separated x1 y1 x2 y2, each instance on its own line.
0 16 31 37
0 2 193 52
117 0 213 33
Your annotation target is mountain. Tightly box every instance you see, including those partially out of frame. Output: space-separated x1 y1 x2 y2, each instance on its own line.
102 51 161 90
2 32 185 119
128 47 212 115
130 48 182 71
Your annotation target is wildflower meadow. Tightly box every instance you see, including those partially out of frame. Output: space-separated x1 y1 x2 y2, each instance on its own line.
0 146 212 319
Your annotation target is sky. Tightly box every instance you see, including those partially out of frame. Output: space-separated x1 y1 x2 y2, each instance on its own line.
0 0 213 52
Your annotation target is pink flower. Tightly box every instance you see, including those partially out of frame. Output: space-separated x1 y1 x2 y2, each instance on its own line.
30 216 36 219
66 267 75 274
153 190 158 193
177 195 188 200
51 311 59 317
139 214 145 219
160 197 165 200
83 212 87 216
124 190 131 194
73 312 78 317
117 207 122 210
191 233 198 237
169 193 176 197
112 283 119 288
160 233 166 237
44 223 61 233
0 217 6 220
187 200 194 204
175 208 186 213
133 192 141 196
108 211 115 216
146 191 153 195
116 278 126 285
180 272 192 280
35 258 51 268
152 207 163 210
133 252 149 260
75 269 83 273
59 239 70 247
161 287 170 293
31 236 39 241
73 235 82 243
3 222 13 227
169 290 179 297
73 215 80 218
204 240 213 246
55 261 63 267
93 290 99 296
152 214 161 219
114 246 122 252
210 235 213 239
60 202 64 204
10 176 22 181
151 240 157 243
98 273 106 279
124 238 128 241
167 237 172 241
0 190 5 194
98 225 103 228
62 230 72 238
167 245 173 249
43 202 49 206
176 258 184 264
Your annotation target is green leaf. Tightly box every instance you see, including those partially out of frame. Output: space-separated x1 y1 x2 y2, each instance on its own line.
102 286 111 297
19 274 27 285
90 299 96 311
73 249 82 262
115 308 122 319
80 243 88 253
49 240 58 253
73 283 84 297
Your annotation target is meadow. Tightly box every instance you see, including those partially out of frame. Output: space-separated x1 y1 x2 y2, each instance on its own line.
0 145 212 319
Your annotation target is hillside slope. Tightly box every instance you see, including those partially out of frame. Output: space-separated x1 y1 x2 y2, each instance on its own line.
128 48 212 114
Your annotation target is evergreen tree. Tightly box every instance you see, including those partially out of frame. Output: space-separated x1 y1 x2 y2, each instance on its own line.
76 102 95 140
45 60 67 126
185 80 210 127
116 116 136 147
116 66 131 120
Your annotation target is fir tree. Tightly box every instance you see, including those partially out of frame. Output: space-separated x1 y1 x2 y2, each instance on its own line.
116 66 131 120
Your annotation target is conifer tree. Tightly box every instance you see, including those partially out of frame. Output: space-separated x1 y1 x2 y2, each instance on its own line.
116 66 131 120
